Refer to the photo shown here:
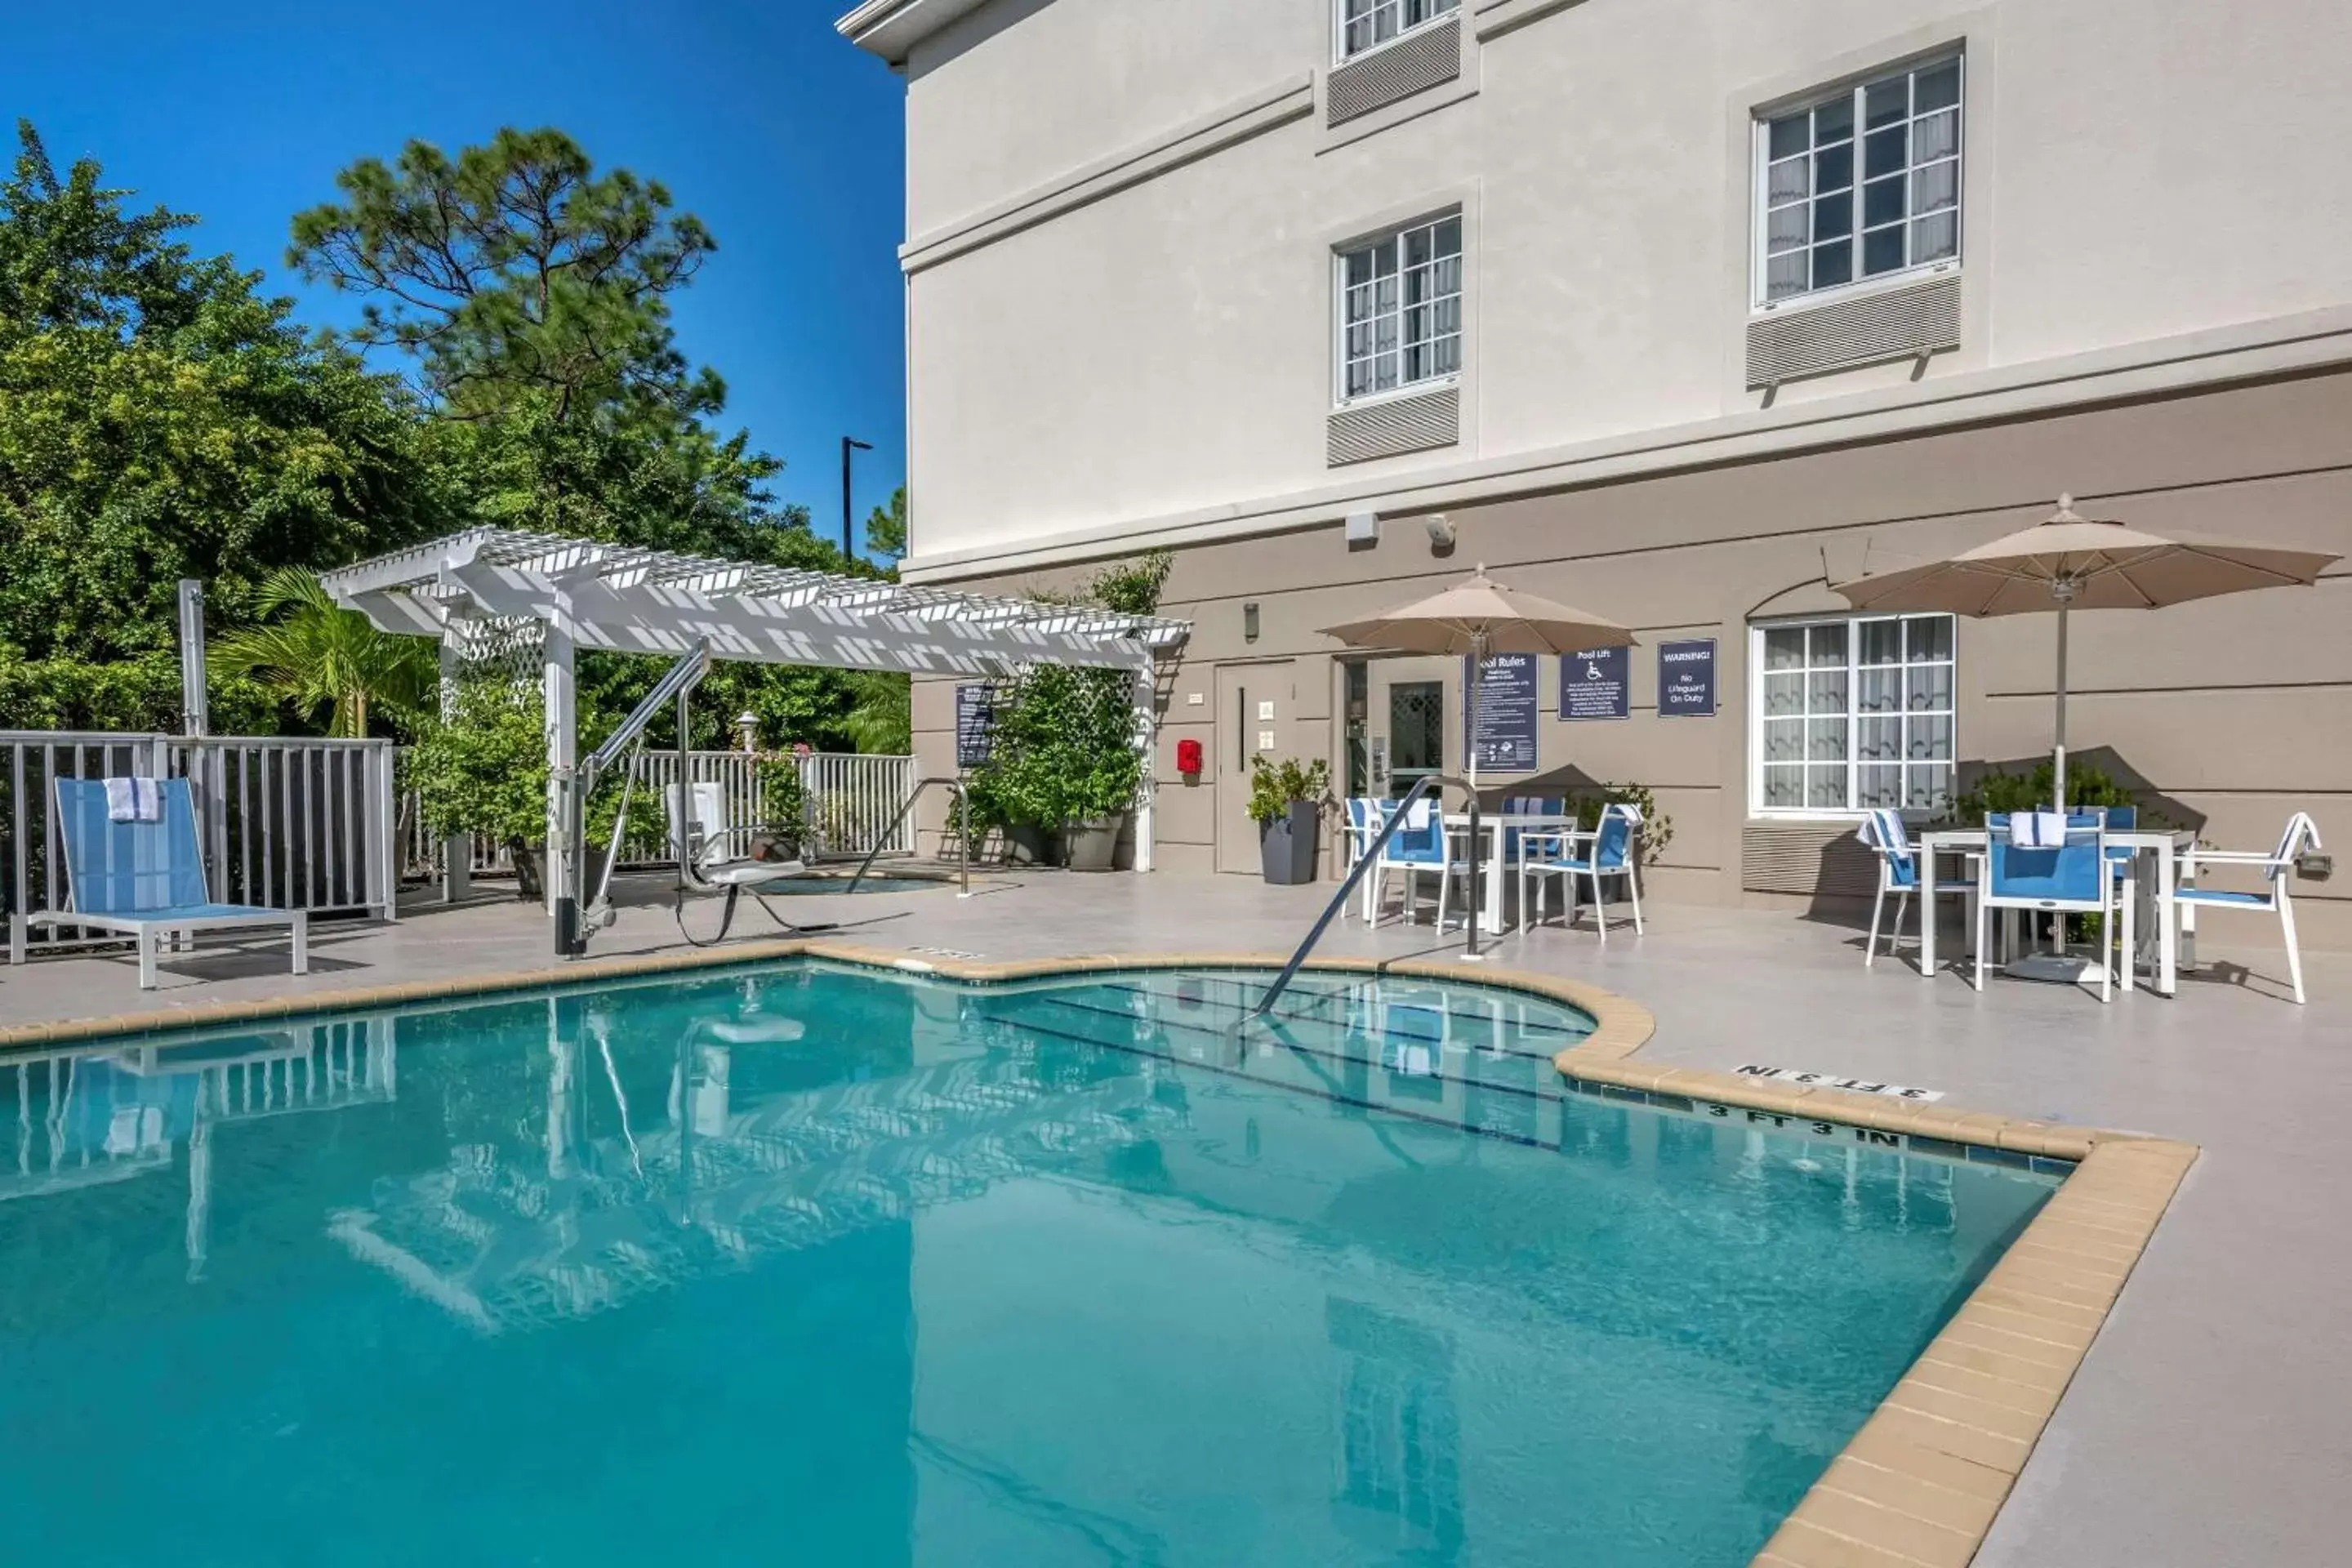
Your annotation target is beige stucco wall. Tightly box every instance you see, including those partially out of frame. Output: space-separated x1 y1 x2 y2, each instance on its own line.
895 0 2352 570
910 369 2352 950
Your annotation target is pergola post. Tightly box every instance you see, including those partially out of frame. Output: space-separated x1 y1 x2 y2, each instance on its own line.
543 598 577 917
1133 662 1157 873
437 637 470 903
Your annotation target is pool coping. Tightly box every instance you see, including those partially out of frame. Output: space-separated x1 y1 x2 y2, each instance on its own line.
0 939 2195 1568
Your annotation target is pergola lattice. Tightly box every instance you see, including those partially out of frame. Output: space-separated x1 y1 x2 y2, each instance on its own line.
322 528 1191 880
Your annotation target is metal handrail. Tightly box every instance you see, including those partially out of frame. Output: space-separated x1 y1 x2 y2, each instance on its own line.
1253 773 1468 1018
846 777 973 898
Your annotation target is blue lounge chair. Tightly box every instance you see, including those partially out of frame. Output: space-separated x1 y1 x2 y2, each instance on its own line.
33 777 309 989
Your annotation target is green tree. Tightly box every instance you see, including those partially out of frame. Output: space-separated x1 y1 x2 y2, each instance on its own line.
288 127 718 424
0 120 448 710
865 485 907 561
209 567 438 737
296 127 891 749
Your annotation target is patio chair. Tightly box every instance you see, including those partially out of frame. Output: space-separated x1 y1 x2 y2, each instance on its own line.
1341 798 1392 923
1976 812 2114 1001
32 777 308 990
1376 799 1478 932
1856 808 1977 969
2171 812 2323 1004
1524 804 1644 939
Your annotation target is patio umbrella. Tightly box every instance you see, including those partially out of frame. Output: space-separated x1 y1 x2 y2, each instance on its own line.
1319 564 1638 956
1833 495 2338 810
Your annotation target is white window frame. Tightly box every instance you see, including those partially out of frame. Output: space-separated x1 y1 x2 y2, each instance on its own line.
1334 0 1460 65
1750 51 1964 312
1747 612 1958 819
1333 212 1463 409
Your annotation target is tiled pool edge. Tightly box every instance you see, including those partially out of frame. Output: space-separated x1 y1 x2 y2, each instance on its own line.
1526 962 2195 1568
0 940 2194 1568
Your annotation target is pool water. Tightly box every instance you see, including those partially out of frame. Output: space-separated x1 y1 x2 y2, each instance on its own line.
0 963 2058 1566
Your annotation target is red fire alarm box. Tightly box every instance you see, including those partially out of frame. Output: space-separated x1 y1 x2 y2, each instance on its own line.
1175 737 1204 776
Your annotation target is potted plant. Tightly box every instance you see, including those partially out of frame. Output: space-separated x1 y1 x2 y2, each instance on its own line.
407 687 550 898
1250 755 1331 885
406 685 663 898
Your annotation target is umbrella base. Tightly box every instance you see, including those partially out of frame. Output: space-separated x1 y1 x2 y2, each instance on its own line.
2004 951 2099 986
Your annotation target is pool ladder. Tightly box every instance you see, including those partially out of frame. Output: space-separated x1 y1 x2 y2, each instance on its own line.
1254 773 1472 1018
846 777 974 898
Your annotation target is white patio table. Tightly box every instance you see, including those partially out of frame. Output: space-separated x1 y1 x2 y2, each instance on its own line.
1443 813 1585 933
1917 826 2195 995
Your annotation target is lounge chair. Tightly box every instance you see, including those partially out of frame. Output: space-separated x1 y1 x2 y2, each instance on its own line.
33 777 308 989
2172 812 2323 1004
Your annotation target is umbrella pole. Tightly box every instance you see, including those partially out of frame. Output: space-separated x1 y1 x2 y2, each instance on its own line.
1466 634 1484 960
2052 590 2072 813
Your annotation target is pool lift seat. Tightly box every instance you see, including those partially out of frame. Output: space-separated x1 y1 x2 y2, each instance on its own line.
555 639 824 958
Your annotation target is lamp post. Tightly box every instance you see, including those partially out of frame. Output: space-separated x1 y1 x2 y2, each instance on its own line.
841 436 873 559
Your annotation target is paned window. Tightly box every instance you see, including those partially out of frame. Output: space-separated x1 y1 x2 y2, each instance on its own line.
1756 614 1955 813
1759 56 1962 304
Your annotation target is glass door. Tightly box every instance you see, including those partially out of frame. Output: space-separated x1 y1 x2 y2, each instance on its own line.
1388 680 1443 799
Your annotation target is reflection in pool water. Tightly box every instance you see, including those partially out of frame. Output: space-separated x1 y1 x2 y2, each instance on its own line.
0 964 2056 1566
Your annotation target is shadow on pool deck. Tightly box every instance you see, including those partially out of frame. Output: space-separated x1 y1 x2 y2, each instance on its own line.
2 870 2345 1566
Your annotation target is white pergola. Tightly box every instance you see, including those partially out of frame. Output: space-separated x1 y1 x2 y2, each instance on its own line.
322 527 1190 875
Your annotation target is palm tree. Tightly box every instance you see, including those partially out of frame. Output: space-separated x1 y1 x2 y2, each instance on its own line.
211 568 437 737
840 669 911 755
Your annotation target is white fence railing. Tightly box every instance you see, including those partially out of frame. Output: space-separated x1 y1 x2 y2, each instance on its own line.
799 752 916 860
4 731 396 961
399 750 915 882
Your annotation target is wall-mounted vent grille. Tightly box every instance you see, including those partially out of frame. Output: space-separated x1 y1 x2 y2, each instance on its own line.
1746 274 1962 388
1328 20 1462 125
1328 385 1459 466
1742 820 1878 898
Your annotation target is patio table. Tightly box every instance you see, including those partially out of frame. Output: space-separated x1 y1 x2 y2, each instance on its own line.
1918 827 2194 995
1442 813 1585 933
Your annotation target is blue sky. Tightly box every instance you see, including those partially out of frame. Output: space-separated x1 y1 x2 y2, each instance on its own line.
5 0 908 555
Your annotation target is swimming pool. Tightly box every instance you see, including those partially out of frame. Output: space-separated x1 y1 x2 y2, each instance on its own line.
0 961 2060 1566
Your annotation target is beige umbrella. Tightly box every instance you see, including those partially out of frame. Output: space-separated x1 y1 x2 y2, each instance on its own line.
1319 564 1638 954
1834 494 2338 808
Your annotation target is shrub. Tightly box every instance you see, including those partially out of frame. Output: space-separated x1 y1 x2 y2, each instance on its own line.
1248 755 1330 826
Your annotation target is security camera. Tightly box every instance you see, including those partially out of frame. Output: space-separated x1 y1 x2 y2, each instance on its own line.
1425 514 1456 549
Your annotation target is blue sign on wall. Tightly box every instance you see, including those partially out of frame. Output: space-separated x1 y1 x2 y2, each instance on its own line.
1465 653 1539 772
955 683 996 767
1657 639 1717 718
1561 645 1631 721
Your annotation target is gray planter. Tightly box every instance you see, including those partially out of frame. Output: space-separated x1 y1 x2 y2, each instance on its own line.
1064 814 1122 872
1006 823 1054 866
1258 800 1322 885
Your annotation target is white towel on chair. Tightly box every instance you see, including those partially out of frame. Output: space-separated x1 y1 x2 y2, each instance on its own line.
105 777 163 822
1405 799 1434 829
2009 810 2066 849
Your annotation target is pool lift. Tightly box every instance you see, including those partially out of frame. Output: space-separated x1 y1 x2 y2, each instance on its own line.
554 639 832 959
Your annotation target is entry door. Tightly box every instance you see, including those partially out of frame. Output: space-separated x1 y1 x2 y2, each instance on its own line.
1214 661 1295 873
1368 658 1456 800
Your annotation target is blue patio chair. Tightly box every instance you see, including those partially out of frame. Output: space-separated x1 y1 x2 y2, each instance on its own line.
1856 808 1976 969
1976 812 2114 1000
1341 798 1392 923
33 777 309 989
2172 812 2323 1004
1523 804 1644 939
1375 799 1478 932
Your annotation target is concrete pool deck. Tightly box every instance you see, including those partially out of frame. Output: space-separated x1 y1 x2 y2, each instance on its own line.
2 869 2344 1566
